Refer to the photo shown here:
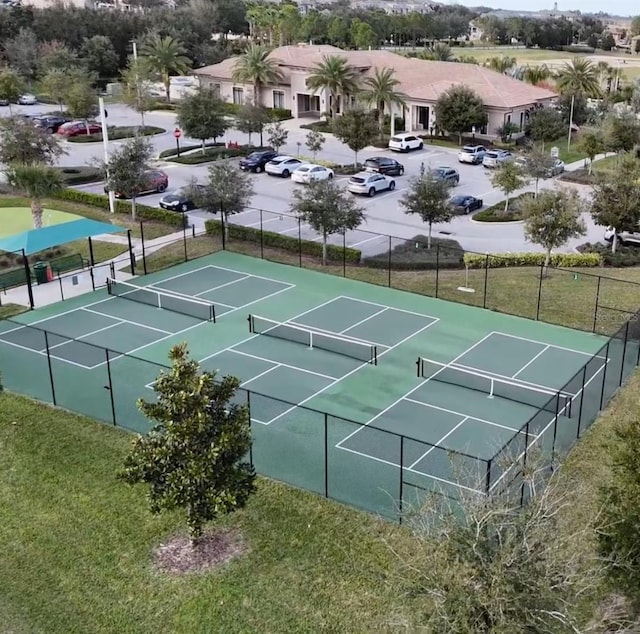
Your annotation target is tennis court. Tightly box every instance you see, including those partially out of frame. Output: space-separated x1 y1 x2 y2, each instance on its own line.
0 251 619 516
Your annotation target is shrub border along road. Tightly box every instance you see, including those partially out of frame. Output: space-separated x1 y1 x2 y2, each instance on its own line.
67 125 166 144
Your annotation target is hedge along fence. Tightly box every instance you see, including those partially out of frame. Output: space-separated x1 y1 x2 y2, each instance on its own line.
361 236 465 270
53 189 188 228
463 252 602 269
204 219 362 264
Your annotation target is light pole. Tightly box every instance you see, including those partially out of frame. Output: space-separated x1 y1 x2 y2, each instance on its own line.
99 96 115 215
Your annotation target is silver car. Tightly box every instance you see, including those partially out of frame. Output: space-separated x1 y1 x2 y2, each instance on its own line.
483 150 514 168
347 172 396 196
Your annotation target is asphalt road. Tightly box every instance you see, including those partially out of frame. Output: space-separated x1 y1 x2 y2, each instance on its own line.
1 101 606 255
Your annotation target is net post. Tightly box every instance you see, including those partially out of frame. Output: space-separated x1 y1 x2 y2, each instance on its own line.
43 331 57 406
309 330 313 350
488 378 495 398
157 293 162 310
247 314 253 333
210 304 216 323
416 357 421 377
373 346 377 366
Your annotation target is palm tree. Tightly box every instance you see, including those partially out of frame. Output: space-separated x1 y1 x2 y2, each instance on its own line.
7 164 63 229
306 55 361 117
232 43 283 105
419 43 455 62
139 34 191 104
486 56 517 74
360 67 407 137
555 57 601 150
523 64 551 85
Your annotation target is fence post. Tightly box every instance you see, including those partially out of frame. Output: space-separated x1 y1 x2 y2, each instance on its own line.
298 216 302 268
535 263 544 321
220 204 226 250
485 458 492 494
140 221 148 275
342 232 346 278
592 276 602 333
576 366 587 438
387 234 392 288
398 435 404 524
22 249 34 309
183 222 188 263
435 244 440 298
619 321 629 387
58 276 64 301
104 349 117 426
127 229 135 276
259 209 264 260
599 341 610 410
247 391 253 468
324 414 329 498
482 253 489 309
44 331 57 406
89 266 96 291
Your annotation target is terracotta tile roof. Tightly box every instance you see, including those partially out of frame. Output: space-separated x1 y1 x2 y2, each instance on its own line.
194 45 557 109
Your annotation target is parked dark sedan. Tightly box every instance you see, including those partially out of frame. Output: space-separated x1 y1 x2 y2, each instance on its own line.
449 195 483 215
239 149 278 173
159 185 205 213
33 115 70 133
363 156 405 176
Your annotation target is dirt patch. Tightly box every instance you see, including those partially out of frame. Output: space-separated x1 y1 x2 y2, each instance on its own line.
152 528 247 576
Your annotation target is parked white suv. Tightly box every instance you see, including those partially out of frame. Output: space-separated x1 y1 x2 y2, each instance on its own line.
604 227 640 246
388 133 423 153
457 145 487 165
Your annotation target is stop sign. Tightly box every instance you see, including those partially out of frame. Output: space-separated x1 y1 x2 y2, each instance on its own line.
174 128 181 139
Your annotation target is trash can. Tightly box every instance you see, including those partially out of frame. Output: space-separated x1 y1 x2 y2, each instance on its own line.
33 262 49 285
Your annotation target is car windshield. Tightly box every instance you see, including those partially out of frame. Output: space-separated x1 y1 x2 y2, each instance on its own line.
486 152 498 158
390 137 403 142
450 196 465 204
460 148 473 153
350 177 365 183
297 166 310 172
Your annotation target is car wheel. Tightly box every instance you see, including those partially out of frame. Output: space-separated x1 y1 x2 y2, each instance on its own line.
180 203 188 213
389 181 396 191
418 142 424 150
399 168 404 175
157 183 167 193
282 170 290 178
46 127 54 134
255 166 263 173
328 173 333 180
368 187 376 197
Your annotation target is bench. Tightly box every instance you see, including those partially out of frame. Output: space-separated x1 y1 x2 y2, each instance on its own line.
0 267 34 293
47 253 89 277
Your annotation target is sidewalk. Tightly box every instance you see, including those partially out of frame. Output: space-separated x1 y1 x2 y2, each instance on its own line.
564 152 609 172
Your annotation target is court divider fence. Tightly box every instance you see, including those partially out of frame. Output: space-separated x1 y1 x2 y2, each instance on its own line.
2 295 640 520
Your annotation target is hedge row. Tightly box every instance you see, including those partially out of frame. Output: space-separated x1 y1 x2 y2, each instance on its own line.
159 141 224 159
463 252 602 269
205 219 361 263
53 189 187 228
68 126 165 143
56 166 103 186
577 242 640 267
362 236 465 271
473 193 533 222
168 145 274 165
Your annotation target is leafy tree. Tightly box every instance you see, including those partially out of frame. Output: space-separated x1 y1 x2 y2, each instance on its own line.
399 173 453 248
579 129 606 174
38 41 80 74
79 35 119 80
305 129 325 160
102 137 154 220
604 114 640 154
490 162 529 212
231 43 283 105
6 164 63 229
496 121 519 143
434 85 488 145
234 99 271 147
350 18 378 50
331 108 378 167
140 34 191 103
522 189 586 271
635 38 640 54
65 79 98 124
189 163 254 243
526 107 565 150
40 69 70 113
177 88 228 154
4 28 39 81
0 68 24 115
632 16 640 36
120 343 255 544
307 55 360 117
290 179 365 264
265 120 289 153
0 117 65 165
359 66 407 137
590 155 640 253
598 411 640 609
520 147 557 196
120 60 157 127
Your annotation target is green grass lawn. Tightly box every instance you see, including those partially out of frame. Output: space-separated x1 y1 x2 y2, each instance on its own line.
0 207 81 238
0 392 422 634
470 48 576 64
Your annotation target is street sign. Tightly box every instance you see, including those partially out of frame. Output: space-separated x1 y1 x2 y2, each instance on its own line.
174 128 181 139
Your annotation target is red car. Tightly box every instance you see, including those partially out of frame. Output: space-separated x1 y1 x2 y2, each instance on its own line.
104 169 169 199
56 120 102 137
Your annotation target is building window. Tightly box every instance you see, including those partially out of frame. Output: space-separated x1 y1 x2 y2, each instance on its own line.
212 83 221 97
273 90 285 109
232 87 244 105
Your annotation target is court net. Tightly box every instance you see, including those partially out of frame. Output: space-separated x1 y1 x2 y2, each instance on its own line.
107 278 216 322
249 314 377 364
417 357 573 417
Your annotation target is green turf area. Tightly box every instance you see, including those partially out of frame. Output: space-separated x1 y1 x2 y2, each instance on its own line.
0 207 80 238
0 392 421 633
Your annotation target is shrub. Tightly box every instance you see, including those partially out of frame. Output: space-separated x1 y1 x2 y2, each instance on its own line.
463 252 602 269
270 108 292 121
150 100 178 111
362 236 465 270
562 45 595 53
558 169 595 185
53 189 187 228
300 121 331 132
205 218 361 263
577 241 640 267
473 193 533 223
159 142 224 159
55 166 103 185
168 144 272 165
67 126 165 143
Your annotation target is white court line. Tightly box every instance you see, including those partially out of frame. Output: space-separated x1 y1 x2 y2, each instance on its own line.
229 349 338 381
336 295 438 321
208 263 298 286
47 321 124 351
408 416 469 471
488 359 609 494
403 398 523 435
262 317 440 426
337 333 496 450
190 274 251 294
512 345 551 379
240 364 282 388
217 283 296 318
349 235 388 248
81 308 172 335
490 331 607 358
141 264 218 286
243 217 285 229
286 319 387 348
0 337 96 370
340 307 388 335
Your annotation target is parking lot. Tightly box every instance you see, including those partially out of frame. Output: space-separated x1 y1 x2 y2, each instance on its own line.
1 102 603 254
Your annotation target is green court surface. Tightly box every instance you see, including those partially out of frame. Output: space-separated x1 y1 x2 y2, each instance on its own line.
0 251 629 517
0 207 82 237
